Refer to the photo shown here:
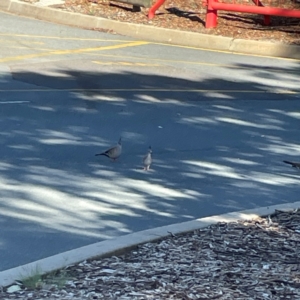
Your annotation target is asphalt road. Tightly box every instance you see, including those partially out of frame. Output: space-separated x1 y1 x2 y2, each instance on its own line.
0 11 300 271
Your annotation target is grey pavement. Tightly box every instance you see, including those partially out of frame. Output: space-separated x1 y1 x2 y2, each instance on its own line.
0 10 300 272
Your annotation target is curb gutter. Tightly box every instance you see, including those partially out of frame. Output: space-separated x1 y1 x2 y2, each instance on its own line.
1 0 300 59
0 201 299 287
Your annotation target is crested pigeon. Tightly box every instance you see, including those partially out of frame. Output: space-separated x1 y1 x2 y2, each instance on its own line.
143 146 152 170
283 160 300 169
96 137 122 161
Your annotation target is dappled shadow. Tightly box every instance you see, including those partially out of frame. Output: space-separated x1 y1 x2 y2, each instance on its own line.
1 58 300 270
218 12 300 46
166 7 205 25
223 12 300 28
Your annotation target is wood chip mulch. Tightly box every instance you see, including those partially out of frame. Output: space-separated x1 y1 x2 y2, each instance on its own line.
1 208 300 299
22 0 300 44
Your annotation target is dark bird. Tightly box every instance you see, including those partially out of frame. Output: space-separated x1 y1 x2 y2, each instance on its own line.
95 137 122 161
283 160 300 169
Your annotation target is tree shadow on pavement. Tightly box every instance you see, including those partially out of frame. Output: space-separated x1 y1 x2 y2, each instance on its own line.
0 61 300 269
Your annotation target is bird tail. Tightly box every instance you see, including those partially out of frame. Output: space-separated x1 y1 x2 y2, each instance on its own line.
283 160 296 167
95 153 108 157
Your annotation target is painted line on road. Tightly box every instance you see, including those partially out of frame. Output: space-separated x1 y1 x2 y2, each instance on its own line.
91 57 230 68
0 34 299 62
0 35 298 65
0 39 44 45
93 61 160 67
86 53 299 74
1 45 54 51
0 41 150 63
0 33 135 43
154 42 300 62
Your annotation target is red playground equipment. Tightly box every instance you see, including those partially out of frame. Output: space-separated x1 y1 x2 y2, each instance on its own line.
148 0 300 28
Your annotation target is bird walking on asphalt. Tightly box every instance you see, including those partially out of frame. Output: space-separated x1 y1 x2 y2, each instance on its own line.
283 160 300 169
95 137 122 161
143 146 152 171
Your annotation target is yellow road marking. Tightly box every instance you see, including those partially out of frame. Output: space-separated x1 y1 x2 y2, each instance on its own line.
1 32 299 62
0 41 149 63
135 62 159 66
0 33 298 62
93 60 160 67
0 33 135 43
87 53 298 73
1 46 53 51
153 42 300 62
0 39 44 45
90 52 232 67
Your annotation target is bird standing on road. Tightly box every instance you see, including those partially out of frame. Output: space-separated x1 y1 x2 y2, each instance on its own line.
95 137 122 161
143 146 152 170
283 160 300 169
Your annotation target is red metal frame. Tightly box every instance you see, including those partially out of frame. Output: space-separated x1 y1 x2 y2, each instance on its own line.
148 0 300 28
206 1 300 27
148 0 166 19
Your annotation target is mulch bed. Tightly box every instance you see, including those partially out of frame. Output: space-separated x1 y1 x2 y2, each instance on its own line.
58 0 300 44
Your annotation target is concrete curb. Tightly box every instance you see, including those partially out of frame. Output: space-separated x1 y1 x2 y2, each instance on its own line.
1 201 299 287
1 0 300 59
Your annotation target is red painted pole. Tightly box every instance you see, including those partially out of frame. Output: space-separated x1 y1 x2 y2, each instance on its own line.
148 0 166 19
251 0 270 25
206 0 218 28
211 2 300 18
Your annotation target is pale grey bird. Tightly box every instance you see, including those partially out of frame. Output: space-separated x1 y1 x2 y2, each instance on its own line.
143 146 152 170
95 137 122 161
283 160 300 169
